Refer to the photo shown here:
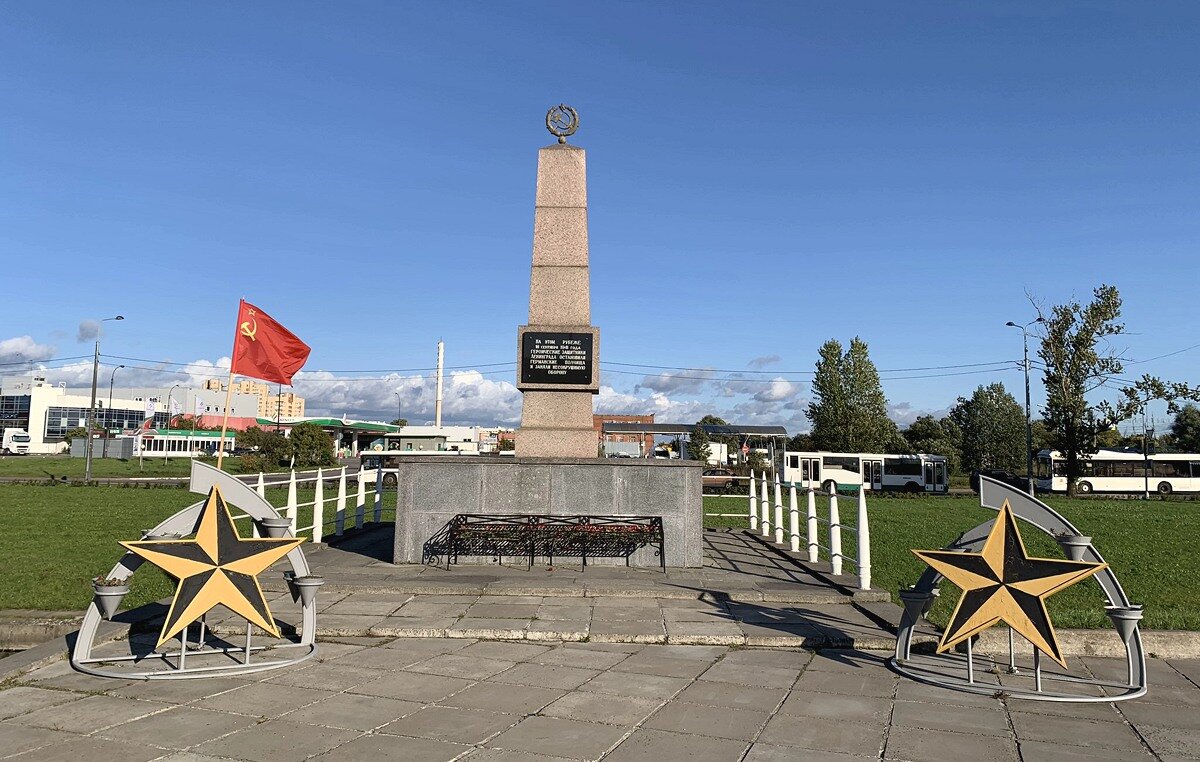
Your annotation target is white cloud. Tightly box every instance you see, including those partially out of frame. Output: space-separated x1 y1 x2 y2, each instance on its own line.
635 368 715 395
4 339 827 434
77 320 101 343
597 386 707 422
291 368 522 425
748 355 781 369
889 402 951 428
0 336 56 365
752 378 800 403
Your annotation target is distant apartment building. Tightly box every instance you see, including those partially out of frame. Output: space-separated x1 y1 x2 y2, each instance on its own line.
204 378 305 420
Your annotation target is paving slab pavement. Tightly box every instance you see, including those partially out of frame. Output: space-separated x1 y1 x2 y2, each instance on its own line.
3 640 1195 760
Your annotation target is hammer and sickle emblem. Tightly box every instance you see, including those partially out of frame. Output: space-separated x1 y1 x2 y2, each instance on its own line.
240 319 258 342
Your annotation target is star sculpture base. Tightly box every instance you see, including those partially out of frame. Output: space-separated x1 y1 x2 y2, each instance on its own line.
71 462 323 680
889 476 1147 703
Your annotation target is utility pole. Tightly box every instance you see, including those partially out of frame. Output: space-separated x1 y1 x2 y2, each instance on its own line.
84 315 123 482
1143 413 1152 500
164 384 179 464
1006 317 1045 495
435 340 445 428
103 364 124 459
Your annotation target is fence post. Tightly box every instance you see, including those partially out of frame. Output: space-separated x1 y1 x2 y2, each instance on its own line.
312 467 324 544
773 473 784 544
355 470 366 529
829 484 842 576
286 469 298 536
335 466 347 536
857 485 871 590
806 483 818 563
252 472 266 537
374 468 383 523
760 472 771 537
748 470 758 530
788 482 800 553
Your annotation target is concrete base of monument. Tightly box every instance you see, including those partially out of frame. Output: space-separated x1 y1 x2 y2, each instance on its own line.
391 456 704 568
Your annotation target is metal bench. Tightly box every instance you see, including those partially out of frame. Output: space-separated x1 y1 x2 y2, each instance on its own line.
423 515 665 571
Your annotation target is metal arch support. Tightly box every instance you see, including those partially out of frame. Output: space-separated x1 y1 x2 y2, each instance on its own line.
72 462 319 679
890 476 1146 702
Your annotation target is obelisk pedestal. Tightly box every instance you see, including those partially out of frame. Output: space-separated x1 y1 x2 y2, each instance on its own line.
516 138 601 458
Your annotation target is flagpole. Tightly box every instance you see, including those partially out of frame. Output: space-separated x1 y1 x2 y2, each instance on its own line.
216 369 236 470
217 298 245 471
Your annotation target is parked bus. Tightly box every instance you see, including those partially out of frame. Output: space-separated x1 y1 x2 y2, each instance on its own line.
1035 449 1200 495
359 449 476 486
782 451 949 493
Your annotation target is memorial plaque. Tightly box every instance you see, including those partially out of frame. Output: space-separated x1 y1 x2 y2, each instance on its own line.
521 331 593 385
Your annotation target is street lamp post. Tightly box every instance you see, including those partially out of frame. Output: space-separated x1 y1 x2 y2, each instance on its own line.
1006 317 1045 495
394 392 401 425
164 384 179 464
84 316 124 483
103 364 125 459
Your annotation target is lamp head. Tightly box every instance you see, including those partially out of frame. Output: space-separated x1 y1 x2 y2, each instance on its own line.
1005 321 1018 327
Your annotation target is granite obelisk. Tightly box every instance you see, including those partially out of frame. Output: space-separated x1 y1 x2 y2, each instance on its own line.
516 105 601 457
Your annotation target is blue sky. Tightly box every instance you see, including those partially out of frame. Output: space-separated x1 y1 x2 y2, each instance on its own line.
2 2 1197 432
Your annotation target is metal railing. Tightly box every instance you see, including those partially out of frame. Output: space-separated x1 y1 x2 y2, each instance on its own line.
747 469 872 591
235 467 388 542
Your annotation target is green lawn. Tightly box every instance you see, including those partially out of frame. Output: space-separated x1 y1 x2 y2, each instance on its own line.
0 455 289 479
0 484 395 612
1 483 1194 632
704 493 1200 630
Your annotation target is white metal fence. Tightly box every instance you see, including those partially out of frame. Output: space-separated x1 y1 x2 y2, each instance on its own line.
744 469 872 591
237 467 387 543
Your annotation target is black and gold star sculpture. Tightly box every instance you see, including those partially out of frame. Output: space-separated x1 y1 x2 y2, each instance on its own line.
120 485 304 648
913 500 1105 667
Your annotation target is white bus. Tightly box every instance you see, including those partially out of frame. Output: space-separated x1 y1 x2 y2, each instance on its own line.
359 449 477 486
782 451 949 493
1035 449 1200 495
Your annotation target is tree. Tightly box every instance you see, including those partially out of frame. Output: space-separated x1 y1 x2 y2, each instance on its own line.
786 432 814 452
497 438 515 451
171 415 215 431
687 423 712 463
237 426 290 465
1170 405 1200 453
746 449 769 473
949 383 1026 474
902 415 962 473
288 422 337 467
807 337 900 452
390 418 408 427
1038 284 1200 496
63 427 90 446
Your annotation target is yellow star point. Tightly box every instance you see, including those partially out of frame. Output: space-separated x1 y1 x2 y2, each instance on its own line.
120 485 304 648
912 500 1106 668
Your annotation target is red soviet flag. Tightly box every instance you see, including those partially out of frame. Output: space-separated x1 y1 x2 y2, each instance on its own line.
229 300 311 385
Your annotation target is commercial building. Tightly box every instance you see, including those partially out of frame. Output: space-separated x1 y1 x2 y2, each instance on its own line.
0 376 260 455
593 413 655 458
380 425 481 454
